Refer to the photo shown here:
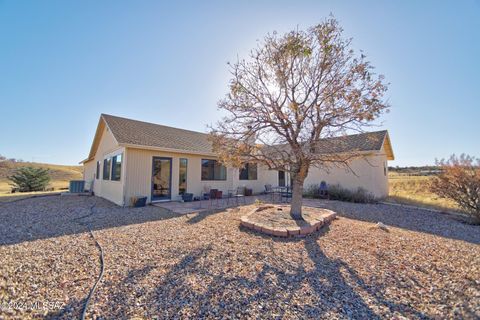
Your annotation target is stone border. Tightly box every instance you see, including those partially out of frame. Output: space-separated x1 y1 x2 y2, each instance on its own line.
240 206 337 238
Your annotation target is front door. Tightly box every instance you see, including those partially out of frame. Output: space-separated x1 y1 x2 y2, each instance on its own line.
152 157 172 201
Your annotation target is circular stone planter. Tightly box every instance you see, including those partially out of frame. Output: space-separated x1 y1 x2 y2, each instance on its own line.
240 205 337 237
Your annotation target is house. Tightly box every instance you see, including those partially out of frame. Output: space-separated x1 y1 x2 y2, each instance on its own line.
81 114 394 206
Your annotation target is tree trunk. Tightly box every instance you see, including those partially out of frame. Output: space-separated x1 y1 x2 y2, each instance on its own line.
290 176 305 220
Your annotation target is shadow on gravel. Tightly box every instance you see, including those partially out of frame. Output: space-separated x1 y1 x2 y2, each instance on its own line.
45 297 85 320
303 199 480 245
89 227 429 319
185 207 241 224
0 195 183 246
303 229 428 319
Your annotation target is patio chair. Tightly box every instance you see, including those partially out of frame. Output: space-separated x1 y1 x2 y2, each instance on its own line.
229 186 246 206
264 184 273 201
209 189 223 208
225 189 235 206
209 189 218 199
281 186 292 203
264 184 273 192
202 185 212 200
318 181 329 199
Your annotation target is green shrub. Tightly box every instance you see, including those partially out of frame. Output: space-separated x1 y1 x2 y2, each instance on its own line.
303 184 320 198
304 183 377 203
8 166 51 192
329 184 376 203
254 198 265 205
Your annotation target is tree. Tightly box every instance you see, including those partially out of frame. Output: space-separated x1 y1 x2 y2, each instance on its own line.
430 154 480 224
209 18 389 219
8 166 51 192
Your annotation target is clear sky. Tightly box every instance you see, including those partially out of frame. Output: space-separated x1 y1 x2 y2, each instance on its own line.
1 0 479 166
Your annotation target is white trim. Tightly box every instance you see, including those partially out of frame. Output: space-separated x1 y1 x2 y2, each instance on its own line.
103 147 124 158
381 132 395 160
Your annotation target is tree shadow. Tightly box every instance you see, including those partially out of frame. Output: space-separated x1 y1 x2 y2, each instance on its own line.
185 207 237 224
0 195 183 246
303 199 480 244
303 228 428 319
94 226 430 318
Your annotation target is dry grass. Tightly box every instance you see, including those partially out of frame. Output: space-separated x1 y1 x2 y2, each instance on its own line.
387 172 460 213
0 161 82 195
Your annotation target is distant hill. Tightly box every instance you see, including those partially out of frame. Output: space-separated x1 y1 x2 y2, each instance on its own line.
0 160 83 193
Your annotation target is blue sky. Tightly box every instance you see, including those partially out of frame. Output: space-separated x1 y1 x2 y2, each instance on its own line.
0 0 479 166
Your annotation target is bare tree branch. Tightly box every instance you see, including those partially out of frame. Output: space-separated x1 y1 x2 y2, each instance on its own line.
209 17 389 219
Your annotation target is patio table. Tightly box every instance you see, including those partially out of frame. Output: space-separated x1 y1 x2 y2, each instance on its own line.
271 186 292 203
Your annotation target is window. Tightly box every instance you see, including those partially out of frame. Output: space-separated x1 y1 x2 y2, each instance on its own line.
201 159 226 181
239 163 257 180
111 154 122 181
179 158 188 194
103 158 111 180
96 161 100 180
384 162 387 176
278 171 285 187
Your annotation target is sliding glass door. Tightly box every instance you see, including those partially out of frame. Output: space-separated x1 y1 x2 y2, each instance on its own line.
152 157 172 201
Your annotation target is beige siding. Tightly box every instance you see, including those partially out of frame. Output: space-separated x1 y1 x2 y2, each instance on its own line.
124 148 278 204
88 126 125 205
233 164 278 193
83 160 96 191
303 151 389 198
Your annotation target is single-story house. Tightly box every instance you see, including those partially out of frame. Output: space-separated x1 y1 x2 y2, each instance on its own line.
81 114 394 206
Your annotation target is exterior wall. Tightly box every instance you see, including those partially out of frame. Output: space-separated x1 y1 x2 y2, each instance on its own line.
303 151 389 199
236 164 278 194
83 160 96 191
84 127 390 205
86 126 125 205
124 148 278 204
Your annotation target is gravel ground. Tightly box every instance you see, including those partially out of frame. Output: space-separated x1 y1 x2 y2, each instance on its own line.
0 196 479 319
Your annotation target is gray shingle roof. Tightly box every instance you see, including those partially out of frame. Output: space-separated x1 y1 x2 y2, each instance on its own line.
100 114 392 158
314 130 388 154
102 114 214 154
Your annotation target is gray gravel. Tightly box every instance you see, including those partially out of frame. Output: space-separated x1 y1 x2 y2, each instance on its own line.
0 195 479 319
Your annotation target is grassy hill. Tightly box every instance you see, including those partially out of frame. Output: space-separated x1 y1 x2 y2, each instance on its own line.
0 161 83 194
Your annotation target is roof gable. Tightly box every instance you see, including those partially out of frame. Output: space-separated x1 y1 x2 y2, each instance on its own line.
80 116 119 163
315 130 394 160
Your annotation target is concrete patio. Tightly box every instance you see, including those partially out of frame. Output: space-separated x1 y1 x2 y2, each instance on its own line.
153 193 287 214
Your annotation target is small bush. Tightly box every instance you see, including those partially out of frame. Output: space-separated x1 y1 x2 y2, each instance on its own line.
430 154 480 224
8 166 51 192
254 198 265 205
329 185 376 203
303 184 320 198
304 183 376 203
